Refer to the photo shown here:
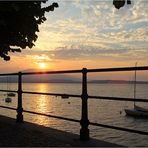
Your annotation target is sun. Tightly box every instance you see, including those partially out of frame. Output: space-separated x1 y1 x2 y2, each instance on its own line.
39 63 46 69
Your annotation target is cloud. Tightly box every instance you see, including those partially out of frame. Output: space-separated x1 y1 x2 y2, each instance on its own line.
39 0 147 48
27 54 52 63
9 0 148 64
43 44 145 61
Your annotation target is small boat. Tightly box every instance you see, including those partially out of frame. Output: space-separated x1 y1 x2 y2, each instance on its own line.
125 63 148 118
134 105 148 112
7 93 16 97
61 94 69 99
125 108 148 118
5 97 12 103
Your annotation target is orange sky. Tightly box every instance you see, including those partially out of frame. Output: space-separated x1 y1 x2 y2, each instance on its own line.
0 0 148 81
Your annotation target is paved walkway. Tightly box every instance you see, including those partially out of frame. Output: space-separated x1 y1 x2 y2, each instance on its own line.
0 115 123 147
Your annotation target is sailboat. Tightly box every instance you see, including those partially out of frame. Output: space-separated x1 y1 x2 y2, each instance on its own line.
125 63 148 118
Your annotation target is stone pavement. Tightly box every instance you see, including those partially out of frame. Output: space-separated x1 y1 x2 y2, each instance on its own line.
0 115 123 147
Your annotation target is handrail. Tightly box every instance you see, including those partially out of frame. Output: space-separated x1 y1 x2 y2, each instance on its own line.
0 72 18 76
87 66 148 73
88 95 148 102
0 66 148 76
21 69 82 75
22 91 81 98
0 69 82 76
0 90 17 93
1 89 148 103
0 66 148 141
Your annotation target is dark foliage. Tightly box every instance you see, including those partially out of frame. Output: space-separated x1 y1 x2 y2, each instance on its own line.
0 1 131 61
0 1 58 61
113 0 131 9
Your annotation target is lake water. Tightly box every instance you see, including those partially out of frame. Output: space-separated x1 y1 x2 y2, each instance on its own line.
0 82 148 146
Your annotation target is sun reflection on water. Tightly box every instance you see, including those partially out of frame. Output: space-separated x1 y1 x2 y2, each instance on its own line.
37 95 49 113
30 83 53 125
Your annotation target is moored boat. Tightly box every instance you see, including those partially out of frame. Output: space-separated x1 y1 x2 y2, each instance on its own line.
134 105 148 113
124 63 148 118
7 93 16 97
5 97 12 103
61 94 69 99
125 108 148 118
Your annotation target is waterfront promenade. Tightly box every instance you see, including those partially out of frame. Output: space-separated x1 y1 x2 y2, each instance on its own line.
0 115 122 147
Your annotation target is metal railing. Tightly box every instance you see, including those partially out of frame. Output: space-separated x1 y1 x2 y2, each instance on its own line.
0 66 148 140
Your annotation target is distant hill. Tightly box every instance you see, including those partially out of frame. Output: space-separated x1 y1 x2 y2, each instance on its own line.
1 77 148 84
89 80 148 84
0 69 81 83
1 69 148 84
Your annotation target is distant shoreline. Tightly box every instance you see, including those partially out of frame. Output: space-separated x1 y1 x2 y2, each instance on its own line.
0 80 148 84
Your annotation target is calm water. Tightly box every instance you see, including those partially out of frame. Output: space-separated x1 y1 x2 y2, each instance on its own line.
0 83 148 146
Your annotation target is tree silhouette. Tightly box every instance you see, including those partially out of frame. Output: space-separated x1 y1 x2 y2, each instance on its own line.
0 0 131 61
0 1 58 61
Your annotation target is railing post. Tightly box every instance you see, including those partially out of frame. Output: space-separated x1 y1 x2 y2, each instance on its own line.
80 68 89 140
16 72 23 122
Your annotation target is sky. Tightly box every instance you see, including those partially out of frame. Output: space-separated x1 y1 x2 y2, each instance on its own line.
0 0 148 77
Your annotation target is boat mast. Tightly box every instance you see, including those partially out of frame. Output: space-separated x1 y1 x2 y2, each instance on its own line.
7 76 9 97
134 62 137 108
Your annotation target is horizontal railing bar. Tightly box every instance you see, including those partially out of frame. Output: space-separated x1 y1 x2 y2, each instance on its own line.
1 105 148 136
0 106 16 111
0 73 18 76
88 95 148 102
21 69 82 75
22 91 81 98
90 122 148 135
0 106 79 123
23 110 80 123
1 89 148 103
0 89 17 93
87 66 148 73
0 66 148 76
